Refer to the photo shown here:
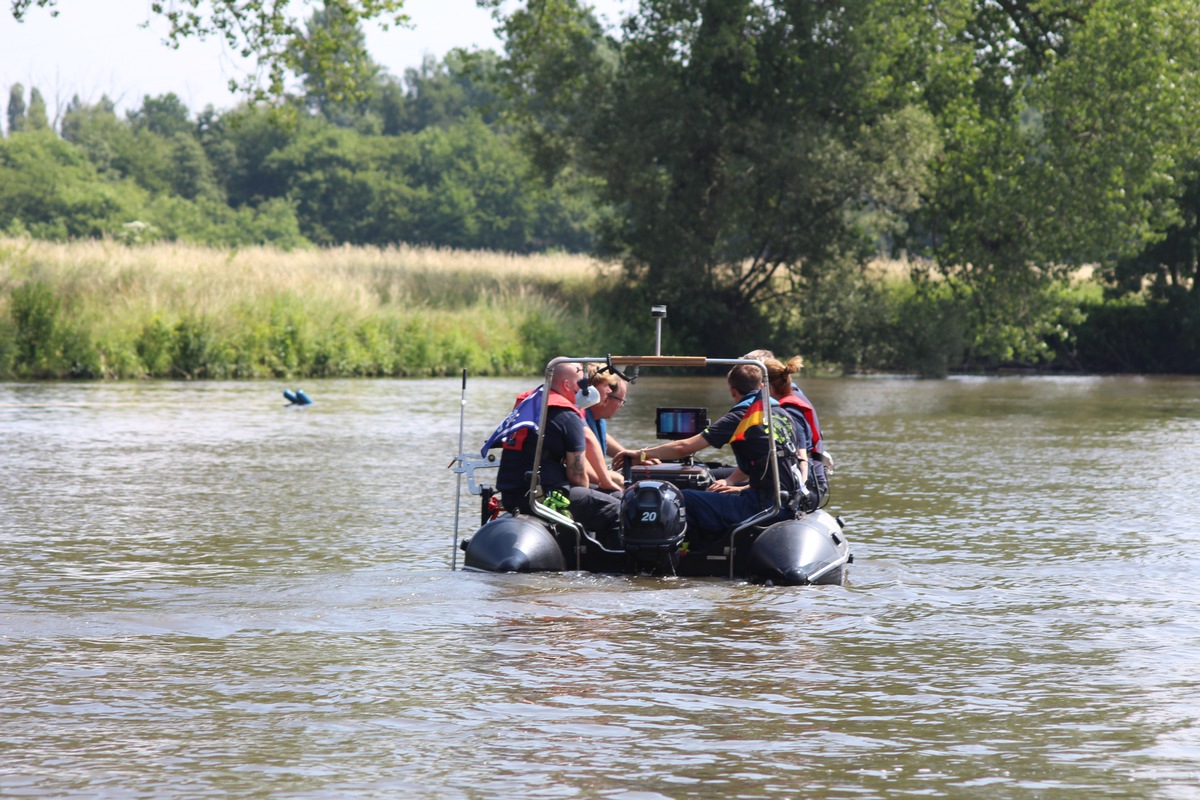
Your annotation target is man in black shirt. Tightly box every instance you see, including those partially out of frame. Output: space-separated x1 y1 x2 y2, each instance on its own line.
613 364 802 538
495 361 620 539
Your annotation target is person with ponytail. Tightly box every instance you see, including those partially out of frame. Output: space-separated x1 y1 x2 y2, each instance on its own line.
744 349 830 497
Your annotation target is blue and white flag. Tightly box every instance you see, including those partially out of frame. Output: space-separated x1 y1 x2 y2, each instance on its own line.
480 385 544 456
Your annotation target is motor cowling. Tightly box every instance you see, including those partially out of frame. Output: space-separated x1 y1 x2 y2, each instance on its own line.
620 480 687 553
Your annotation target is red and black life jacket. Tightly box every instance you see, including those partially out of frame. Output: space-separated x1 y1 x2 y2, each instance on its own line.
778 393 821 452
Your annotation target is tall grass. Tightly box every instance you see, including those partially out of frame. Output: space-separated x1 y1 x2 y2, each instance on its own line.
0 237 1120 380
0 238 618 379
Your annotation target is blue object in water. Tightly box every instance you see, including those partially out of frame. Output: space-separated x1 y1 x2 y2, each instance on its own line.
283 389 313 406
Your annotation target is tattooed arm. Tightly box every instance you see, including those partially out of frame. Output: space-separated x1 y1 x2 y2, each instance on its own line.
565 449 589 487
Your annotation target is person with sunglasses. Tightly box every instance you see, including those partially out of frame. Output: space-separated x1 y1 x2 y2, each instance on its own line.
583 365 659 491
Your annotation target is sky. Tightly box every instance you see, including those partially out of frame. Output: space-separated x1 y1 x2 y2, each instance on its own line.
1 0 632 127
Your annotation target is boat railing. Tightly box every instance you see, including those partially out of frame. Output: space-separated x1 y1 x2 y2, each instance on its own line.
532 504 586 570
448 453 499 497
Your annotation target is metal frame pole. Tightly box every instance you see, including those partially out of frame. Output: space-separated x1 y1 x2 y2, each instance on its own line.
451 368 467 570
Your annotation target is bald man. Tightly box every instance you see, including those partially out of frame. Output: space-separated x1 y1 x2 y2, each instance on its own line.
495 360 620 540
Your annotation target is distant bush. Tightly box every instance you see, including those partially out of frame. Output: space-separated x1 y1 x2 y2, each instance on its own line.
1072 294 1200 373
143 196 310 250
0 132 147 240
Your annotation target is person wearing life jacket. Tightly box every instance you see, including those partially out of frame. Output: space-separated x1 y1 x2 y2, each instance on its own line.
493 360 620 539
613 363 807 539
706 357 812 488
765 356 826 511
743 348 830 496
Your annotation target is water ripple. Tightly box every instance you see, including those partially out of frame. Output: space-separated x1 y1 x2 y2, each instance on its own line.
3 377 1200 798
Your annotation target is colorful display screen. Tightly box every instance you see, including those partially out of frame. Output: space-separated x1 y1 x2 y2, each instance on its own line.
655 407 708 440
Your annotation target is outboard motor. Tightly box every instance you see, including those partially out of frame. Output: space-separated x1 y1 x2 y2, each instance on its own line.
620 480 687 574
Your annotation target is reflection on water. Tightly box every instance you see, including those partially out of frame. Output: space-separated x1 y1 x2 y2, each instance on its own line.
3 376 1200 798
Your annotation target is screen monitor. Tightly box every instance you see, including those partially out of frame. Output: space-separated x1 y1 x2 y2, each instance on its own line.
655 407 708 440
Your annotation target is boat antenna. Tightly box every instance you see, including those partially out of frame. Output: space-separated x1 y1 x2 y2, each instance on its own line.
651 304 667 356
451 368 467 570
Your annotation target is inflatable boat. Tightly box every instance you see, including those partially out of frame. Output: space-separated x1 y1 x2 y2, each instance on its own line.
449 348 851 586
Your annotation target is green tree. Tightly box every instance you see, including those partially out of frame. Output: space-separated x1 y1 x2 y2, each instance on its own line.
260 113 588 251
25 87 50 131
0 131 146 238
375 78 406 136
406 117 540 250
1111 167 1200 302
142 194 308 248
167 132 222 201
496 0 939 354
297 4 384 131
6 83 25 134
195 106 239 192
263 122 413 244
909 0 1200 365
1088 162 1200 374
493 0 618 181
128 93 193 138
392 50 505 133
60 97 173 194
1041 1 1200 270
205 104 296 208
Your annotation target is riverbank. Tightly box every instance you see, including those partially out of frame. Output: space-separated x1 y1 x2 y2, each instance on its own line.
3 237 1181 379
0 238 618 379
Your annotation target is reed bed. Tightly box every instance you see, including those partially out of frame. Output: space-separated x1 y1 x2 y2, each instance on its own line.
0 238 616 380
1 238 1111 379
2 238 612 305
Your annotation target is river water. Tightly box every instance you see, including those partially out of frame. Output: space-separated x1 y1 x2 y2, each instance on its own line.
2 374 1199 799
